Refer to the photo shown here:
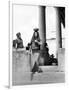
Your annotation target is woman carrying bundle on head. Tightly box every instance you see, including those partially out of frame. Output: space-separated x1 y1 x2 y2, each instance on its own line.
30 28 43 80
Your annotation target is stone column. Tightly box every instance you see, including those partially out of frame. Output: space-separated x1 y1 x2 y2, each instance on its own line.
55 7 65 72
55 7 62 57
39 6 46 48
38 6 47 65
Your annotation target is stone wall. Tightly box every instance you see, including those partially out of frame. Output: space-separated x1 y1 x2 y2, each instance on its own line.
12 48 65 85
12 49 31 85
12 49 31 72
58 48 65 71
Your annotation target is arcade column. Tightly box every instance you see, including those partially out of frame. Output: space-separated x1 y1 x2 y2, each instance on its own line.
38 6 49 65
55 7 62 57
39 6 46 49
55 7 65 71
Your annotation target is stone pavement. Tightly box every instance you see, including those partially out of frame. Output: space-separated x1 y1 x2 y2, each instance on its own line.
12 70 65 85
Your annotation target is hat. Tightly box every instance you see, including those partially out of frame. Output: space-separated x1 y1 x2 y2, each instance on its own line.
16 32 21 37
34 28 39 32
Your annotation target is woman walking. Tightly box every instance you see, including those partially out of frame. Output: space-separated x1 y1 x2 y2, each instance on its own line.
30 28 43 80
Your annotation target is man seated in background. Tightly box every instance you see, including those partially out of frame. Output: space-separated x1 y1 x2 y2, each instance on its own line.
49 54 58 65
13 32 24 49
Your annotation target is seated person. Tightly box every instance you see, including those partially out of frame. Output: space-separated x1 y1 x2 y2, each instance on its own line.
39 42 50 65
13 32 24 49
26 43 31 50
50 54 58 65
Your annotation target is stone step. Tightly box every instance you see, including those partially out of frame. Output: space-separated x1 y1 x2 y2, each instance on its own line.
39 66 59 72
12 71 65 85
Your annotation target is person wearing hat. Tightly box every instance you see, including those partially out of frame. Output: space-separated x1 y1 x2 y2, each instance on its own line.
13 32 24 49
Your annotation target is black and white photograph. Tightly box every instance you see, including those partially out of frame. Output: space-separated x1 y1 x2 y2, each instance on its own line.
10 2 65 86
1 0 69 90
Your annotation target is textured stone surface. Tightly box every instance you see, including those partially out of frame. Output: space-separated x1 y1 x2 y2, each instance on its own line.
12 50 31 72
12 49 65 85
12 71 65 85
58 48 65 71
